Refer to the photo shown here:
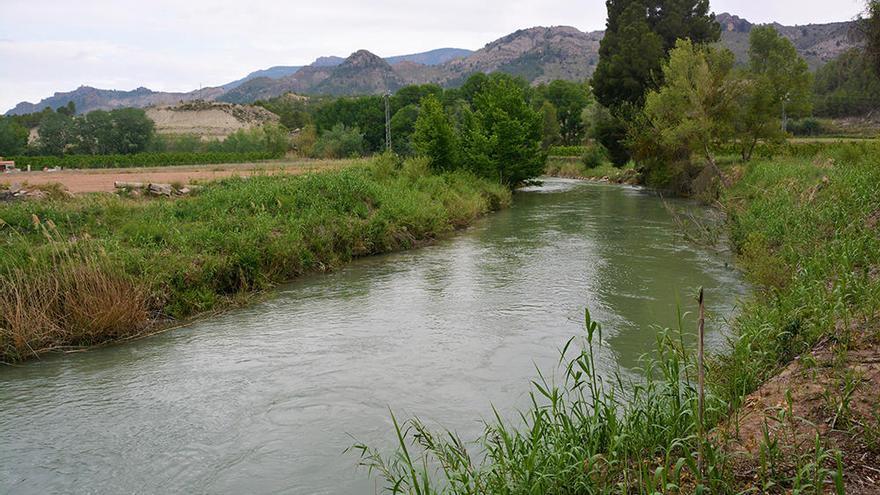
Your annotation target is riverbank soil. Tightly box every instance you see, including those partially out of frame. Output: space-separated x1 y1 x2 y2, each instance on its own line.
720 315 880 493
0 158 354 193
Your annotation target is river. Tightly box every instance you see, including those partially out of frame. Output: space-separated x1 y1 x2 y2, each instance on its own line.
0 178 747 494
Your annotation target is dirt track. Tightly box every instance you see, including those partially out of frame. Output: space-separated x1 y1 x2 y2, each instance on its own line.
0 159 354 194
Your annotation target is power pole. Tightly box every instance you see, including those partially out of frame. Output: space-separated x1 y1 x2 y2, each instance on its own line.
384 92 392 152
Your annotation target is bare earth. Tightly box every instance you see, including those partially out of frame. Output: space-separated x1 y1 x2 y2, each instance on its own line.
1 159 354 194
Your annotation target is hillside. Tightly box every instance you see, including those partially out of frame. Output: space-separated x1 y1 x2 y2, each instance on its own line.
717 13 856 69
145 101 280 140
5 14 861 114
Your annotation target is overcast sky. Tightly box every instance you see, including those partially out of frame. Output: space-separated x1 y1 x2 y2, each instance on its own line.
0 0 867 112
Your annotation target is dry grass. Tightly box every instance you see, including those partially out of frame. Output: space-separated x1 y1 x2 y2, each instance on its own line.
0 223 150 362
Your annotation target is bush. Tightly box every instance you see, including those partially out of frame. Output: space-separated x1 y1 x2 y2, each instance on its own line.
312 124 365 159
581 144 608 169
787 118 824 136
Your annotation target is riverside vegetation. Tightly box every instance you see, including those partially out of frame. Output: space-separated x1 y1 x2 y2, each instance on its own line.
352 139 880 495
0 156 510 362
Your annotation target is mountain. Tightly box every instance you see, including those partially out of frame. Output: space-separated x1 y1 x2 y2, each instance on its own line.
717 13 856 70
4 15 861 115
385 48 473 66
5 86 224 116
438 26 603 86
314 50 405 95
217 48 471 94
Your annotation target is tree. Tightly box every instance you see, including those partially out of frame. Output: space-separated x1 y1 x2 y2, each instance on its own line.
0 117 29 156
108 108 155 154
861 1 880 76
76 110 115 154
389 104 420 156
56 101 76 117
540 101 562 150
593 0 720 110
471 75 545 186
535 80 591 144
814 49 880 116
593 1 666 109
733 26 812 161
37 112 75 156
643 40 739 177
314 97 385 152
413 95 459 171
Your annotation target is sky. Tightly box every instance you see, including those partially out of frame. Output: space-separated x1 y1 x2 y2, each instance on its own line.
0 0 867 112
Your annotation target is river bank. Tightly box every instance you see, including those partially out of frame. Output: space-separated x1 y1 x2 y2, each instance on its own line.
0 156 511 363
359 142 880 493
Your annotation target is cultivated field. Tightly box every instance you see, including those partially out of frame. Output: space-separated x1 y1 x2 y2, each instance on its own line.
0 158 357 193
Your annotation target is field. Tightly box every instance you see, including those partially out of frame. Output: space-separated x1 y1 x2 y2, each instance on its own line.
1 158 356 193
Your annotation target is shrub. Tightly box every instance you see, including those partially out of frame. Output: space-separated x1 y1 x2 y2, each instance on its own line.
312 124 365 159
581 144 608 169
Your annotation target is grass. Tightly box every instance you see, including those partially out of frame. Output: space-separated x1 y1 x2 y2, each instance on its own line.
354 142 879 493
0 155 511 362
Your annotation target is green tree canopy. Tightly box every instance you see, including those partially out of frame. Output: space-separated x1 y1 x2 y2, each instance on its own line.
0 117 29 156
471 74 545 186
733 26 812 160
413 95 458 171
643 39 738 174
534 80 591 144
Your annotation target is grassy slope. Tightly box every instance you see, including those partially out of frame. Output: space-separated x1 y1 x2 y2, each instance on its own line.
0 157 511 362
356 143 880 493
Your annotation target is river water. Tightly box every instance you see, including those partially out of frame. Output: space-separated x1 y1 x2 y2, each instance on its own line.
0 179 747 494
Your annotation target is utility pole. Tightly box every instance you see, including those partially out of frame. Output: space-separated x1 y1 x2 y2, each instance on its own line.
781 92 790 134
384 92 392 152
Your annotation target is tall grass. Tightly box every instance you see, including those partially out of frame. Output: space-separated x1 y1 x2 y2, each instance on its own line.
356 142 878 494
0 155 511 362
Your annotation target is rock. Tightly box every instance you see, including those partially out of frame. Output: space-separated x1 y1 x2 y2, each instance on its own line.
178 187 191 195
147 183 173 197
8 182 22 194
115 181 145 189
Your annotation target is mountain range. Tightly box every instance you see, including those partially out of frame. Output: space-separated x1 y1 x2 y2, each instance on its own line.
4 13 859 116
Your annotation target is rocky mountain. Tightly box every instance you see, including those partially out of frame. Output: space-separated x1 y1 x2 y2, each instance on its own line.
438 26 603 86
5 14 861 115
717 13 857 70
217 48 471 93
5 86 223 116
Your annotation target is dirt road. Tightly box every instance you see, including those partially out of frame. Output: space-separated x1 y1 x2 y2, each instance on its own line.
0 159 355 193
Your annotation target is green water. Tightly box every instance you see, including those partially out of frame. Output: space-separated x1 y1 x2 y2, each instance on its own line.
0 178 746 494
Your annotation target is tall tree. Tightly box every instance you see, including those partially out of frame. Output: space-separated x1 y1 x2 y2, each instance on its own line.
540 101 562 150
643 40 739 177
471 75 544 187
0 117 29 156
733 26 812 160
864 1 880 76
413 95 459 171
593 0 720 109
536 80 591 144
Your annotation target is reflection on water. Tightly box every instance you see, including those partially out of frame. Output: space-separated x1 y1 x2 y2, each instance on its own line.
0 179 746 494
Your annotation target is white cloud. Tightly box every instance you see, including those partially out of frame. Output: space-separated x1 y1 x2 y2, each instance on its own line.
0 0 867 112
